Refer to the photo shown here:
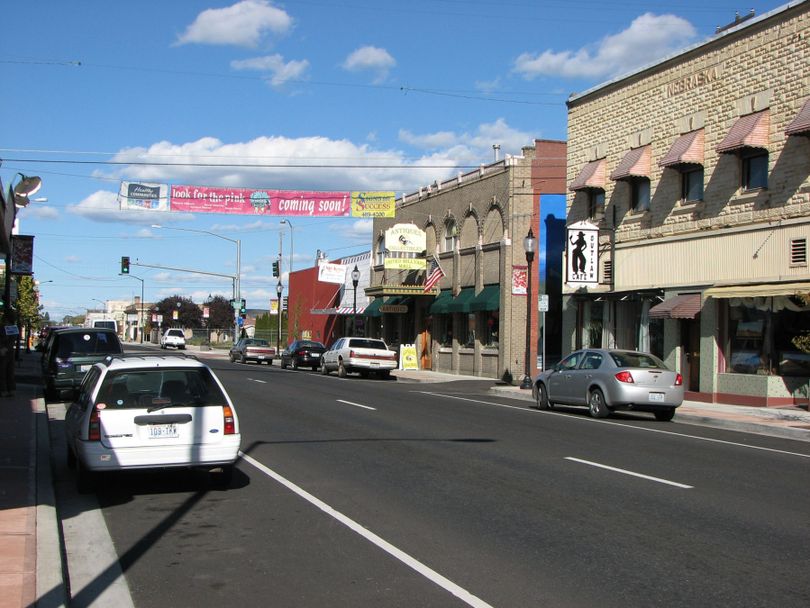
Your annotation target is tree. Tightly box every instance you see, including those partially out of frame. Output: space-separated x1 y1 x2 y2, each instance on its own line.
206 295 234 330
791 294 810 353
154 295 203 329
16 275 42 331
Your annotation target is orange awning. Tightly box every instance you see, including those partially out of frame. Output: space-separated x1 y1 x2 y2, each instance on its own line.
610 145 651 181
569 159 606 191
786 98 810 136
717 110 770 153
659 130 704 167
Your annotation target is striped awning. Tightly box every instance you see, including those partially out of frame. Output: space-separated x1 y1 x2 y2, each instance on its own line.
569 159 606 191
786 98 810 136
648 293 702 319
310 306 367 315
610 145 651 181
659 130 704 167
717 110 770 153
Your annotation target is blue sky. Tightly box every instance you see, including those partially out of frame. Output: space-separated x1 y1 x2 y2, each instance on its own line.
1 0 787 321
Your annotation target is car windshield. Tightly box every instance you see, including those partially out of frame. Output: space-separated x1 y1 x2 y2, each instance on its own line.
96 367 228 409
57 332 122 357
348 339 387 350
610 352 666 369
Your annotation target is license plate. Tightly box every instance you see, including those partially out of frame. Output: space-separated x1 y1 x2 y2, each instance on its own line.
148 424 178 439
257 355 267 360
648 392 665 402
370 362 379 366
79 364 91 372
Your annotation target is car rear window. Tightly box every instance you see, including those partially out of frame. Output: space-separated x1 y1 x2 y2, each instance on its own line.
57 332 122 357
167 330 184 338
348 339 387 350
297 341 324 349
97 367 228 409
247 339 269 346
610 352 666 369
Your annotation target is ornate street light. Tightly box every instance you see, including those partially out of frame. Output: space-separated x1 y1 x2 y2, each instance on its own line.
351 265 360 335
520 228 536 389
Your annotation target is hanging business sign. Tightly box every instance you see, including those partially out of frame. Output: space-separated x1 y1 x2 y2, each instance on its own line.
351 192 396 218
118 181 170 212
383 258 426 270
385 224 426 253
566 221 599 288
318 262 347 284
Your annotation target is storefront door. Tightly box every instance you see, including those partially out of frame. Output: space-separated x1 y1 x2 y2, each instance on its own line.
420 326 432 370
682 318 701 392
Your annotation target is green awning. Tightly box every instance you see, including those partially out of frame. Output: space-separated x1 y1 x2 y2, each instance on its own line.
429 290 453 314
469 285 500 312
364 298 384 317
447 287 476 313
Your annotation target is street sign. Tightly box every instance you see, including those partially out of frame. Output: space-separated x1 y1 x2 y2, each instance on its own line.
539 294 549 312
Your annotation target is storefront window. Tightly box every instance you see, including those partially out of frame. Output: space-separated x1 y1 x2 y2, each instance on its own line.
460 314 475 348
483 311 499 347
437 315 452 347
727 297 810 376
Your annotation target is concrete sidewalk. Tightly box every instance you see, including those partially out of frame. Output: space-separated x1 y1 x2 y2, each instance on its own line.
3 347 809 608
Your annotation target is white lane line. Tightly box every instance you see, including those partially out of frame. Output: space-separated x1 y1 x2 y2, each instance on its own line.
417 391 810 460
565 457 693 488
249 378 268 384
239 452 493 608
337 399 377 411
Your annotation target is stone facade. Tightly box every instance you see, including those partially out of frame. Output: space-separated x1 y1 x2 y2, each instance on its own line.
563 2 810 405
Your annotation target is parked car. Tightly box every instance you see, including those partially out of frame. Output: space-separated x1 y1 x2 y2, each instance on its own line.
160 328 186 350
64 353 241 492
280 340 326 370
41 327 124 402
229 338 276 364
532 348 683 421
320 337 397 379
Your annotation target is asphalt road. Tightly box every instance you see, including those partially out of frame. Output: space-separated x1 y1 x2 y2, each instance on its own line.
52 349 810 607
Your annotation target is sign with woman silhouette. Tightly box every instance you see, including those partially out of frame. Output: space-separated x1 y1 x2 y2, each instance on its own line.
566 221 599 287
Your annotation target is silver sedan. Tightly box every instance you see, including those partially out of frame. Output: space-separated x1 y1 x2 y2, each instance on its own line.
532 349 684 421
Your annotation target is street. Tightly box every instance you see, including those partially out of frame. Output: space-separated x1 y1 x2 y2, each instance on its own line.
50 349 810 607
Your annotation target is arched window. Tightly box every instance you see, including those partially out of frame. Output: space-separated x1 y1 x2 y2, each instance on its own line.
375 237 386 266
443 220 458 253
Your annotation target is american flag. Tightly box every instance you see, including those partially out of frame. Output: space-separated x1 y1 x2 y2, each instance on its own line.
423 255 445 292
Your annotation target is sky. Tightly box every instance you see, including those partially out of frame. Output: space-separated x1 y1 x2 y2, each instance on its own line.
0 0 789 321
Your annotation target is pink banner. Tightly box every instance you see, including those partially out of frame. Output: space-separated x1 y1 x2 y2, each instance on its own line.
170 185 351 216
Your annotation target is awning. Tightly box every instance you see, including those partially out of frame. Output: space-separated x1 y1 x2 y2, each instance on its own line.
610 145 651 181
569 159 606 191
429 290 453 314
659 130 704 167
469 285 500 312
786 98 810 136
648 293 702 319
364 298 384 317
447 287 476 313
717 110 770 153
704 281 810 298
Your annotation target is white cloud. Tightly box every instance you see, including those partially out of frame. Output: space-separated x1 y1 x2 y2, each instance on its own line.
329 219 373 244
230 54 310 87
342 46 396 82
19 205 59 220
513 13 697 80
176 0 292 48
400 118 533 158
68 190 194 225
399 129 458 150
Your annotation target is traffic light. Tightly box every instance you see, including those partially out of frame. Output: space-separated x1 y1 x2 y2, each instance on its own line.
272 260 280 277
121 256 130 274
239 299 246 316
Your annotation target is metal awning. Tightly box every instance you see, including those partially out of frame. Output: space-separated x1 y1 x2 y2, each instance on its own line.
717 110 770 153
447 287 476 313
648 293 702 319
429 290 453 314
469 285 500 312
569 159 606 191
786 98 810 136
610 145 651 181
659 130 704 167
704 282 810 298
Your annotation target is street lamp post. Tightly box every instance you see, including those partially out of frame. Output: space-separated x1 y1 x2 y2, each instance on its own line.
280 219 294 279
351 265 360 335
152 224 241 344
276 282 283 355
520 228 536 389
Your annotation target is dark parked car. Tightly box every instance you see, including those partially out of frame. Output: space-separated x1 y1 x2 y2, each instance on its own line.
532 348 684 421
229 338 276 364
41 327 123 402
280 340 326 370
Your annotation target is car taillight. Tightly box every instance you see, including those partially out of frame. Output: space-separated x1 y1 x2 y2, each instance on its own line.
223 405 236 435
349 349 356 358
615 371 635 383
88 406 101 441
675 373 683 386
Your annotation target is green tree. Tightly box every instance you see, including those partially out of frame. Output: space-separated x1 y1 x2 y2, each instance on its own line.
16 276 42 333
154 295 203 329
206 295 234 330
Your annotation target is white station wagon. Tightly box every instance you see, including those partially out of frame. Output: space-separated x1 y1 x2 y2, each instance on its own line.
64 353 241 492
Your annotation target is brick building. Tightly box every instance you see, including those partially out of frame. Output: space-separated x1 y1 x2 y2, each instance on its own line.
563 1 810 405
368 140 566 381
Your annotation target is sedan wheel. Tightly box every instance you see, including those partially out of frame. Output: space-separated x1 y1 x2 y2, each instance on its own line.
535 383 551 410
280 358 287 369
292 358 299 370
588 388 610 419
320 361 329 375
337 361 347 378
240 354 247 364
654 408 676 422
